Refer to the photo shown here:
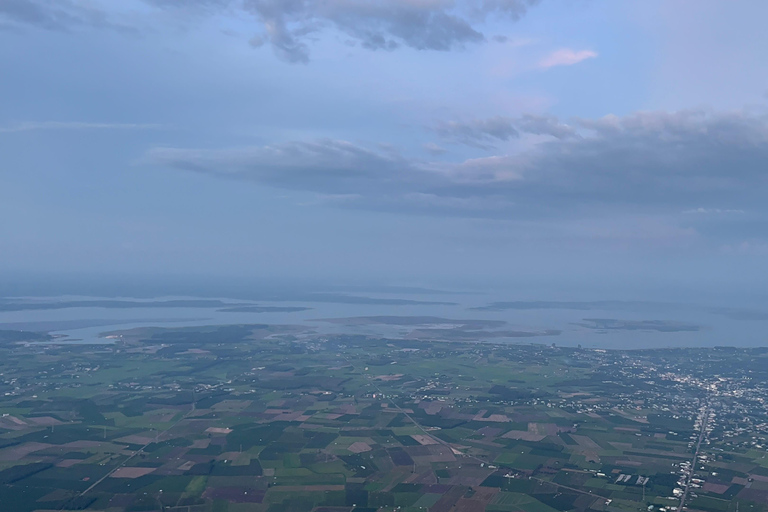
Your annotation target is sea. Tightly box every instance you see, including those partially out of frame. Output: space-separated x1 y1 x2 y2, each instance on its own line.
1 291 767 349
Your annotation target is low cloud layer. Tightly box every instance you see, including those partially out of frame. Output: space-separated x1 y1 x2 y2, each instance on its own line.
149 139 421 196
433 116 520 149
433 114 576 149
149 108 768 219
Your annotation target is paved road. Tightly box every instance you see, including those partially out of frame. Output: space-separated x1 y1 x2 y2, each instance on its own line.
60 397 197 509
678 401 710 510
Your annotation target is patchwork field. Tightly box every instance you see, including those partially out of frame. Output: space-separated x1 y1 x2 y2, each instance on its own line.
0 324 767 512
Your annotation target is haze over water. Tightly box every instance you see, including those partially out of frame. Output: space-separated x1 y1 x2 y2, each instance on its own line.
3 289 766 349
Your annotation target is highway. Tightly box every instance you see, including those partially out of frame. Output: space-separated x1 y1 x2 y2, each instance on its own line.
678 401 711 511
60 395 197 510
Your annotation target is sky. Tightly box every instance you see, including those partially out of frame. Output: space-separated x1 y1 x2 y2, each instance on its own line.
1 0 768 295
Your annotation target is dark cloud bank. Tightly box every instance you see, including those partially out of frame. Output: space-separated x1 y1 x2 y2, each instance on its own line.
148 109 768 219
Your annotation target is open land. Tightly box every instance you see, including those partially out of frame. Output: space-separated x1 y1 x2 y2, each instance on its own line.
0 323 767 512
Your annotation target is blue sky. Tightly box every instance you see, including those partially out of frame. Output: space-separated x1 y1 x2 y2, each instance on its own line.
1 0 767 293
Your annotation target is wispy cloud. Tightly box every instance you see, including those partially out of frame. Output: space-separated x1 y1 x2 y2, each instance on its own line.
0 121 162 133
539 48 597 69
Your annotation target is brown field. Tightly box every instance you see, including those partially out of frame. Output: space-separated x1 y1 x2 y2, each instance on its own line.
476 426 503 437
0 442 52 460
110 467 157 478
615 460 641 467
26 416 63 426
502 430 545 441
703 482 730 494
374 374 403 381
470 486 500 503
473 411 512 423
315 413 343 420
205 427 233 434
431 486 467 512
347 441 373 453
272 485 346 492
528 423 562 435
738 488 768 504
0 415 28 428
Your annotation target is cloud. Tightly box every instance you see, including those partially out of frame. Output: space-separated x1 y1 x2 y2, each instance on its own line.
0 0 134 32
516 114 576 139
432 114 575 148
538 48 596 69
2 0 541 62
423 142 448 155
433 116 519 149
0 0 94 30
240 0 495 63
148 108 768 221
147 139 428 196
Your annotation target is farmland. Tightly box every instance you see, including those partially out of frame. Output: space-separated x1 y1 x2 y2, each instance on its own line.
1 324 768 512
